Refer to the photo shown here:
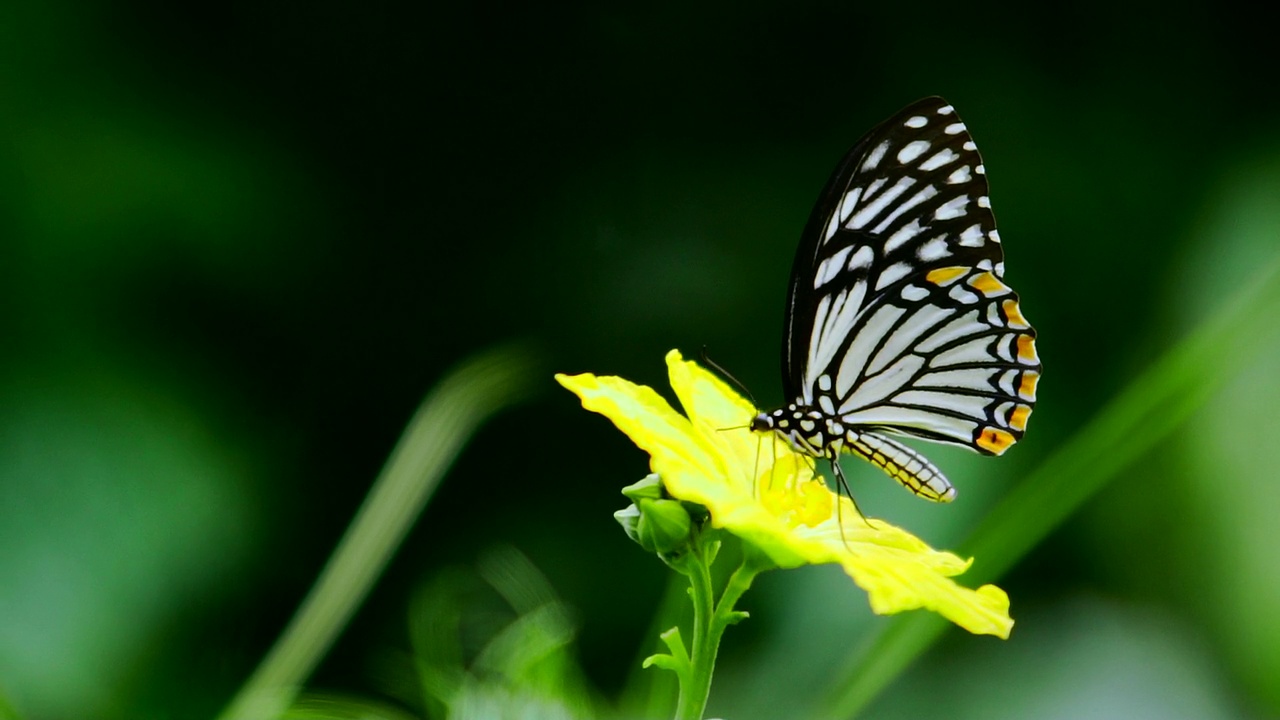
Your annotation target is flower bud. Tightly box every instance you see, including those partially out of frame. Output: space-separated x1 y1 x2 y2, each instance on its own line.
614 504 642 544
621 473 665 502
636 498 694 554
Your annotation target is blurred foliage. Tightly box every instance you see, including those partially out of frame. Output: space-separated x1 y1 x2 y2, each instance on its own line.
2 0 1279 718
219 346 538 720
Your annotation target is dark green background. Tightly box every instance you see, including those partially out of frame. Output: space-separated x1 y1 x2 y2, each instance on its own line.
3 1 1279 718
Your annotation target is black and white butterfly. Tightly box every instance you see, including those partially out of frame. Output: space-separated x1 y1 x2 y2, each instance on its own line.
750 97 1040 503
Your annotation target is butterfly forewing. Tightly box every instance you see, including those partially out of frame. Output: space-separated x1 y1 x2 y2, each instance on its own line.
781 97 1039 457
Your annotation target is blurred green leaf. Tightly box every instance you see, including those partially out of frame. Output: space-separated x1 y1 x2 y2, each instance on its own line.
0 364 255 718
218 345 541 720
411 547 599 720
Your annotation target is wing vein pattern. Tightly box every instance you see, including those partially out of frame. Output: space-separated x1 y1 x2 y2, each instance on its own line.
778 97 1041 461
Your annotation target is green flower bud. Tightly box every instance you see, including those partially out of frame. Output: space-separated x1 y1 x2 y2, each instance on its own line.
621 473 665 502
614 504 642 544
636 498 694 554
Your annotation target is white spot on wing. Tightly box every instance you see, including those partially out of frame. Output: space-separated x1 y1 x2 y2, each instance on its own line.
989 229 1002 243
937 105 955 115
904 115 928 128
947 166 972 184
901 285 929 301
871 184 938 235
884 219 923 253
917 237 949 262
934 195 970 220
806 292 833 396
814 246 853 288
860 409 977 443
996 334 1015 362
897 140 931 165
963 141 977 151
834 304 906 398
842 406 978 440
918 368 997 392
986 302 1003 326
839 188 863 222
976 164 986 175
840 353 924 411
807 281 868 389
861 141 889 172
931 336 995 368
868 304 952 374
896 390 992 420
948 285 980 304
875 262 913 290
865 305 952 377
920 149 958 171
847 245 875 271
819 395 835 415
945 122 966 135
917 310 982 352
959 224 985 247
998 369 1018 395
978 196 991 208
849 177 915 229
824 212 840 242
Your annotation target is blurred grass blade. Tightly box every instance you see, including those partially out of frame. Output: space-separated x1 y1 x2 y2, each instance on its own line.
819 257 1280 719
218 345 539 720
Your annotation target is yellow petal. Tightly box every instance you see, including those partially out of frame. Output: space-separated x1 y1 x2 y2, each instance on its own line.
809 520 1011 637
555 372 724 482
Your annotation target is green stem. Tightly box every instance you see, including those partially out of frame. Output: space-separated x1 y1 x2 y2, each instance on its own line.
674 541 717 720
673 543 769 720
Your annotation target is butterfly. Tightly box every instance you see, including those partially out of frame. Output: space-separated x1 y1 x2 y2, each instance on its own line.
750 97 1040 503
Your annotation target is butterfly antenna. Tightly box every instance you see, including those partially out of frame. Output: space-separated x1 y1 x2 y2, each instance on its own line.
700 346 756 407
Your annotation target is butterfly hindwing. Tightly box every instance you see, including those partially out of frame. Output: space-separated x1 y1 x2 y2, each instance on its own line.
781 97 1040 456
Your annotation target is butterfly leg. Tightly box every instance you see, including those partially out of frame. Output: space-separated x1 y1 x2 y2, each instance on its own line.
827 453 874 535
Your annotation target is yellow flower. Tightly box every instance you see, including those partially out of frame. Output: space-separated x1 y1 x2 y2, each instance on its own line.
555 350 1013 638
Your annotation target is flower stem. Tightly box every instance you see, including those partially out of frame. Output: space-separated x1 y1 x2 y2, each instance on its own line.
673 542 769 720
673 541 717 720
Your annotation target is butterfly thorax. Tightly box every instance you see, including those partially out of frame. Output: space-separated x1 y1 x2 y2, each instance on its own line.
750 404 849 458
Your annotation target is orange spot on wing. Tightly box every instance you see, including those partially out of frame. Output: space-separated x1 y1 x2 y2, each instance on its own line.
926 266 968 286
1017 335 1038 363
977 427 1015 454
969 271 1010 296
1002 298 1029 328
1018 370 1040 400
1009 404 1032 432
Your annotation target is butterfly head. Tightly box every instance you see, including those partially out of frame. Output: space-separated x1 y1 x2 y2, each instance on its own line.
750 405 833 457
